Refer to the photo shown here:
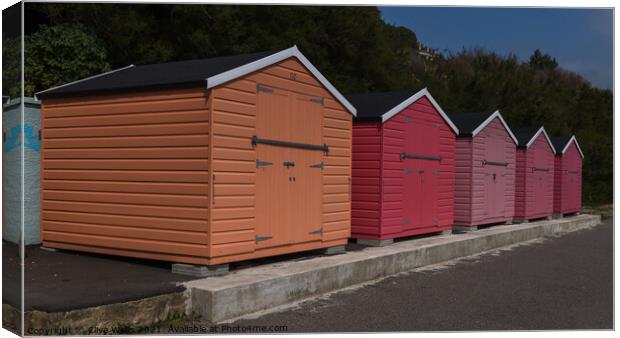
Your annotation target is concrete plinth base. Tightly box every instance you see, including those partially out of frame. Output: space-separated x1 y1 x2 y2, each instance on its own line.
513 219 529 224
504 220 513 225
452 225 478 233
553 213 564 219
320 245 346 255
40 246 57 253
356 238 394 247
439 230 453 236
172 263 229 277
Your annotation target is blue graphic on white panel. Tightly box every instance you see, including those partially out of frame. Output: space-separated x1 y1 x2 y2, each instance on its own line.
3 124 40 153
3 97 42 245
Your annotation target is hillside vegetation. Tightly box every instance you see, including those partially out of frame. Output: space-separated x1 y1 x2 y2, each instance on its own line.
6 4 612 204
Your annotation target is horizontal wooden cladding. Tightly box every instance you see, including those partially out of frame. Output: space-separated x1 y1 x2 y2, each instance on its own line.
44 122 209 139
45 110 209 128
43 219 207 244
43 159 208 170
43 89 207 116
45 135 209 149
43 190 208 208
43 170 208 183
43 180 207 196
44 147 208 159
43 200 207 220
42 230 207 257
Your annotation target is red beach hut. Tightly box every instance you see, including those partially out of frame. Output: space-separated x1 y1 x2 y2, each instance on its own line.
513 127 556 222
347 89 458 246
551 136 584 217
449 111 517 231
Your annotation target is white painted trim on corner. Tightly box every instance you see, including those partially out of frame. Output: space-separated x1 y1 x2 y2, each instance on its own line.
380 88 459 135
561 135 585 158
206 45 356 116
472 110 518 145
34 65 136 100
525 126 556 154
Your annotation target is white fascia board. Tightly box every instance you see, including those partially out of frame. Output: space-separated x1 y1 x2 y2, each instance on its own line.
472 110 518 145
526 126 556 154
206 45 357 116
34 65 136 100
562 135 585 158
380 88 459 135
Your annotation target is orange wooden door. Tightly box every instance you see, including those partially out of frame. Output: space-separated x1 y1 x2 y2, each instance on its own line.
289 93 323 244
255 87 292 249
254 86 324 249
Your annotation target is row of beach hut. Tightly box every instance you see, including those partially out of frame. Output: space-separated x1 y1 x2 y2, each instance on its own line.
4 46 582 272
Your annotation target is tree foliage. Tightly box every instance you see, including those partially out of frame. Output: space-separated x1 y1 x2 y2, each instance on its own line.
19 3 613 205
24 24 110 97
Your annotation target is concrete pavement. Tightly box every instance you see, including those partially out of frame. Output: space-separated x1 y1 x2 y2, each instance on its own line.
231 217 613 331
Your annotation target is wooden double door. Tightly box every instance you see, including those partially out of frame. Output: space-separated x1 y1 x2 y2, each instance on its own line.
402 114 441 231
254 85 325 249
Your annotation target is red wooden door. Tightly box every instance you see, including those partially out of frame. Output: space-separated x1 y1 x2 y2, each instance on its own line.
402 114 441 230
532 145 548 215
483 130 507 219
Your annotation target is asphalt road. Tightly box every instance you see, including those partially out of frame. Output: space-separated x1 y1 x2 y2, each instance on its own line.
233 218 613 331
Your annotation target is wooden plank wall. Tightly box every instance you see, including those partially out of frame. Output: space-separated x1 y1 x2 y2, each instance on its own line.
380 97 455 237
351 121 382 239
470 118 516 224
208 57 352 263
40 88 211 264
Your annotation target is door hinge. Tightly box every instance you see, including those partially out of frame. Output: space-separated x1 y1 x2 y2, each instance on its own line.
310 97 324 105
434 123 441 128
309 162 324 170
256 160 273 167
308 228 323 235
257 84 274 93
432 170 439 175
432 217 439 223
404 167 412 174
403 219 410 225
255 235 273 243
404 116 413 124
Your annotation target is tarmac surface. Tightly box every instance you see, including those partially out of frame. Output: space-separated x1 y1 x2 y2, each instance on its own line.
2 238 365 312
232 217 613 331
2 243 196 312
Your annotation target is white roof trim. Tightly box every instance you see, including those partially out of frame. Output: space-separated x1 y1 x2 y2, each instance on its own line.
380 88 459 135
35 65 135 100
206 45 356 116
472 110 518 145
525 126 556 154
561 135 585 158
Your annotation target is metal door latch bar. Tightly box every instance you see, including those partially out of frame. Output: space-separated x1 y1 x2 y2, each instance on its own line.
310 97 324 105
255 235 273 243
256 84 274 93
482 160 509 167
310 162 324 170
252 135 329 153
256 160 273 167
400 153 442 161
532 167 550 172
308 228 323 235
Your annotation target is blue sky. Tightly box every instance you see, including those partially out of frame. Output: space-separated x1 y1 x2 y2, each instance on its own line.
380 7 613 90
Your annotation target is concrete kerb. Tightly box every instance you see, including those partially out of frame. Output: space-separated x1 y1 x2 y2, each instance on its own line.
185 214 600 323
